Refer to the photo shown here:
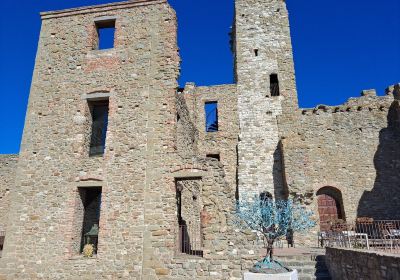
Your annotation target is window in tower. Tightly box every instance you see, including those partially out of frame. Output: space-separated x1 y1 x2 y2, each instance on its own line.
270 74 280 97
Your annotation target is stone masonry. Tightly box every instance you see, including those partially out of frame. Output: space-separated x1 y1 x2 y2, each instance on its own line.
0 155 18 233
325 247 400 280
0 0 399 279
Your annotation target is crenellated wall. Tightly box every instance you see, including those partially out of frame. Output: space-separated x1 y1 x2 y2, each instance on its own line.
280 84 400 235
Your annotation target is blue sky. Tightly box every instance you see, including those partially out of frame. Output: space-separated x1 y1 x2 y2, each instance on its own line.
0 0 399 154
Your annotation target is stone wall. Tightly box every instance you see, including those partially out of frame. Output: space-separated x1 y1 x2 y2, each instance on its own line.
176 92 198 158
325 247 400 280
181 83 239 193
1 0 399 278
280 86 400 235
0 155 18 232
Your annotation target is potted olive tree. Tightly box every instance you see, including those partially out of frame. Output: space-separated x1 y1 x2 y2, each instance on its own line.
235 195 315 279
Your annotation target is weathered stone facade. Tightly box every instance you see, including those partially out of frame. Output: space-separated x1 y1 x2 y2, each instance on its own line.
0 155 18 233
0 0 399 279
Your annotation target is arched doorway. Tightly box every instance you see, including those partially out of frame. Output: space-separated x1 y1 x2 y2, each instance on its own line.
317 187 345 231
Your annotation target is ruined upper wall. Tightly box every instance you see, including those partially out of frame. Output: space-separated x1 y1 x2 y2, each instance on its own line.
175 91 198 158
180 83 239 190
0 155 18 232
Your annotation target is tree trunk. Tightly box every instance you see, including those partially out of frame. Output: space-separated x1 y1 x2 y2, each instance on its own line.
266 239 274 261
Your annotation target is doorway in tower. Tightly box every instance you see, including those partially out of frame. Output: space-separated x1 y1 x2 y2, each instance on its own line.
317 187 345 231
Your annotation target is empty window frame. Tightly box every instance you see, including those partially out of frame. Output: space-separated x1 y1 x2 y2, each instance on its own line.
176 179 203 257
205 101 218 132
89 100 109 156
78 187 102 254
206 154 220 161
270 74 280 97
94 19 116 50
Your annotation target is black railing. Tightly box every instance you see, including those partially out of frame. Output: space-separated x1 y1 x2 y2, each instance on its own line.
318 220 400 254
177 225 203 257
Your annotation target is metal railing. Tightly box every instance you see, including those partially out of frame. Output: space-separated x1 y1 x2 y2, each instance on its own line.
319 220 400 254
177 224 203 257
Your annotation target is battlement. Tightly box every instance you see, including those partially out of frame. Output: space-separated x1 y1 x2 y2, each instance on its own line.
40 0 166 19
300 84 399 116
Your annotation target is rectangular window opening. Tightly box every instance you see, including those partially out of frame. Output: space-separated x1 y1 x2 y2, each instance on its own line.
79 187 102 255
254 49 259 57
206 154 220 161
205 101 218 132
95 20 116 50
89 99 109 157
270 74 280 97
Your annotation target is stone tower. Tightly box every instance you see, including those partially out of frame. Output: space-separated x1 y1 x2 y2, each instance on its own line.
234 0 298 198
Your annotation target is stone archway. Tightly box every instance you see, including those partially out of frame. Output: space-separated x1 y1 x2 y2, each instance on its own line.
316 187 345 231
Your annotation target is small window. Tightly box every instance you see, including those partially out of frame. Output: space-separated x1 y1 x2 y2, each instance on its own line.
78 187 102 254
254 49 259 57
205 101 218 132
206 154 220 161
270 74 280 97
95 20 116 50
89 100 109 156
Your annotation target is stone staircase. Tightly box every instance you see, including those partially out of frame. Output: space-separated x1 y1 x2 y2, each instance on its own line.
275 248 332 280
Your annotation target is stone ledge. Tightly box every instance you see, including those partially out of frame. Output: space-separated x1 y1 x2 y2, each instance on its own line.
41 0 166 20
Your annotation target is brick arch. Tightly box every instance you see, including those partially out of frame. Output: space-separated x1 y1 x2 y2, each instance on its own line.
171 164 208 174
316 186 346 231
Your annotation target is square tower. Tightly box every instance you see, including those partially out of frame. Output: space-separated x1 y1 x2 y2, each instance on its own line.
0 0 181 278
234 0 298 198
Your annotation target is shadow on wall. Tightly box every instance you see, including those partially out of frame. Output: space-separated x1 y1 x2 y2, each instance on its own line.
273 141 289 200
357 99 400 220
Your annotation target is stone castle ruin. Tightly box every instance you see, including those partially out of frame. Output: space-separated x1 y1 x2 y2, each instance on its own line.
0 0 399 279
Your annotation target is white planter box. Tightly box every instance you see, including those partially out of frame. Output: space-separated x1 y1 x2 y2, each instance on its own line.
243 269 298 280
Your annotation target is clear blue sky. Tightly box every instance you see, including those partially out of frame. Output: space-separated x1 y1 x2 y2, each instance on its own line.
0 0 399 154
